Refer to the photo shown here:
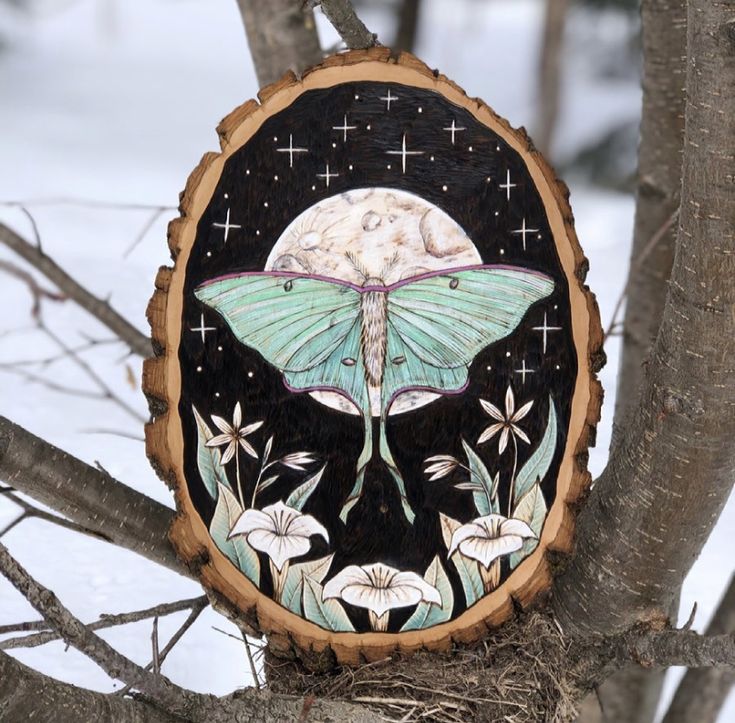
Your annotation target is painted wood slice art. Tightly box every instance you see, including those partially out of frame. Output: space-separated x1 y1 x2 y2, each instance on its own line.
144 49 602 663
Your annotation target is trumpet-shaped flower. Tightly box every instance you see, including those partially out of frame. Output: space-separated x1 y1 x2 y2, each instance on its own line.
229 500 328 571
323 562 441 630
448 513 536 569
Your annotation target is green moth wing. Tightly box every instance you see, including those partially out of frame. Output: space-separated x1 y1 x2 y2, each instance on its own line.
194 273 362 374
382 267 554 408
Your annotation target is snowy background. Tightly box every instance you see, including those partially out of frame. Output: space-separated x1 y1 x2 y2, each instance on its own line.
0 0 731 719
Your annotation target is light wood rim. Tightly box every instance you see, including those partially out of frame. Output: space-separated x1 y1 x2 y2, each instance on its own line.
143 48 603 665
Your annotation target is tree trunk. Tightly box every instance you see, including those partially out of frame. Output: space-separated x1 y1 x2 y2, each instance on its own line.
235 0 323 86
554 0 735 637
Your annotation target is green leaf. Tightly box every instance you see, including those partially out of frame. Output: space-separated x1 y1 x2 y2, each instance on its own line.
461 439 497 516
514 397 557 503
509 482 547 570
209 484 260 585
286 465 326 511
193 406 231 499
281 554 334 616
439 513 484 607
401 556 454 631
302 576 355 632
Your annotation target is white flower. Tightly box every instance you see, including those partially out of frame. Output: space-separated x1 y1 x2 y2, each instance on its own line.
323 562 441 630
423 455 460 481
478 386 532 454
448 513 536 569
206 402 263 464
279 451 317 471
229 500 329 571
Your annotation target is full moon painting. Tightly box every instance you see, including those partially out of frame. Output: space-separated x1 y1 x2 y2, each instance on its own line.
160 64 596 649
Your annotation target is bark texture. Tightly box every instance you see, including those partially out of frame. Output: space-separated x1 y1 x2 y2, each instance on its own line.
614 0 686 429
554 0 735 636
235 0 322 86
661 576 735 723
0 415 185 577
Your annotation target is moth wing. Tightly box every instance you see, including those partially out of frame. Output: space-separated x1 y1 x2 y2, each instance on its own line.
194 273 362 372
382 267 554 404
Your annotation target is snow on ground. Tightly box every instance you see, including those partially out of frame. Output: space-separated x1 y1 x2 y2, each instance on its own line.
0 0 732 717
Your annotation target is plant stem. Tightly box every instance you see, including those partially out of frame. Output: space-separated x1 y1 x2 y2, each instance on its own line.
235 445 244 508
508 435 518 517
250 448 274 509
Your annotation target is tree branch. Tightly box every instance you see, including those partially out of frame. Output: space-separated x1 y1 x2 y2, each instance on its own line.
0 223 151 358
0 415 186 578
661 575 735 723
315 0 378 49
0 651 178 723
0 541 201 718
554 0 735 637
0 595 207 650
235 0 323 86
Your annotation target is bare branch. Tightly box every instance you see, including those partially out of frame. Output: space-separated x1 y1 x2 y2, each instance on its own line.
661 576 735 723
0 540 199 717
0 223 151 358
393 0 421 53
0 260 66 318
0 415 186 577
315 0 378 49
0 595 206 650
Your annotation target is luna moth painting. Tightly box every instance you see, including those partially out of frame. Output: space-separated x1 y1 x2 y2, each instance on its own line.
195 262 553 524
153 68 599 649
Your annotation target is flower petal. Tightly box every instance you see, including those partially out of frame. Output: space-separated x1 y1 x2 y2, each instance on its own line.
458 534 524 568
205 434 232 448
234 402 243 429
238 438 258 459
247 528 310 571
498 427 510 455
500 518 537 539
286 512 329 544
323 565 373 599
393 571 442 606
504 386 515 417
480 398 504 422
512 399 534 422
241 420 264 437
229 507 276 538
211 415 233 435
448 522 487 557
511 425 530 445
424 454 458 463
220 441 237 465
478 422 504 445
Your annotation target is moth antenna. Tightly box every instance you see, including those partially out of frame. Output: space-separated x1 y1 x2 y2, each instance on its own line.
382 251 401 276
345 251 369 282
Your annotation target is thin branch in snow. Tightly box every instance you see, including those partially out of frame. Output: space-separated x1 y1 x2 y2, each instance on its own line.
0 260 66 318
311 0 378 49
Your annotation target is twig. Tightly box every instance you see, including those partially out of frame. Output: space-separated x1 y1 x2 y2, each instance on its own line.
0 541 197 717
0 490 109 544
0 595 206 648
38 321 146 424
123 206 167 258
0 260 66 318
0 222 151 357
313 0 378 49
151 617 161 674
603 208 679 344
243 634 262 689
0 364 108 400
3 337 121 368
81 428 145 442
1 198 175 212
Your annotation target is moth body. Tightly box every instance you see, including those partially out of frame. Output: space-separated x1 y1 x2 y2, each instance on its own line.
359 278 388 387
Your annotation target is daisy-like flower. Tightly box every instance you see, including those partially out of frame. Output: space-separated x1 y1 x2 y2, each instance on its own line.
448 513 536 591
206 402 263 464
478 386 533 454
323 562 441 631
229 500 329 601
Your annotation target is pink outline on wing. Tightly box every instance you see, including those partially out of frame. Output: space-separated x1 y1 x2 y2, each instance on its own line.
195 263 553 295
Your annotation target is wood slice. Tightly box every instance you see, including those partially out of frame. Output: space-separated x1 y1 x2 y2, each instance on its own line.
144 48 603 666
